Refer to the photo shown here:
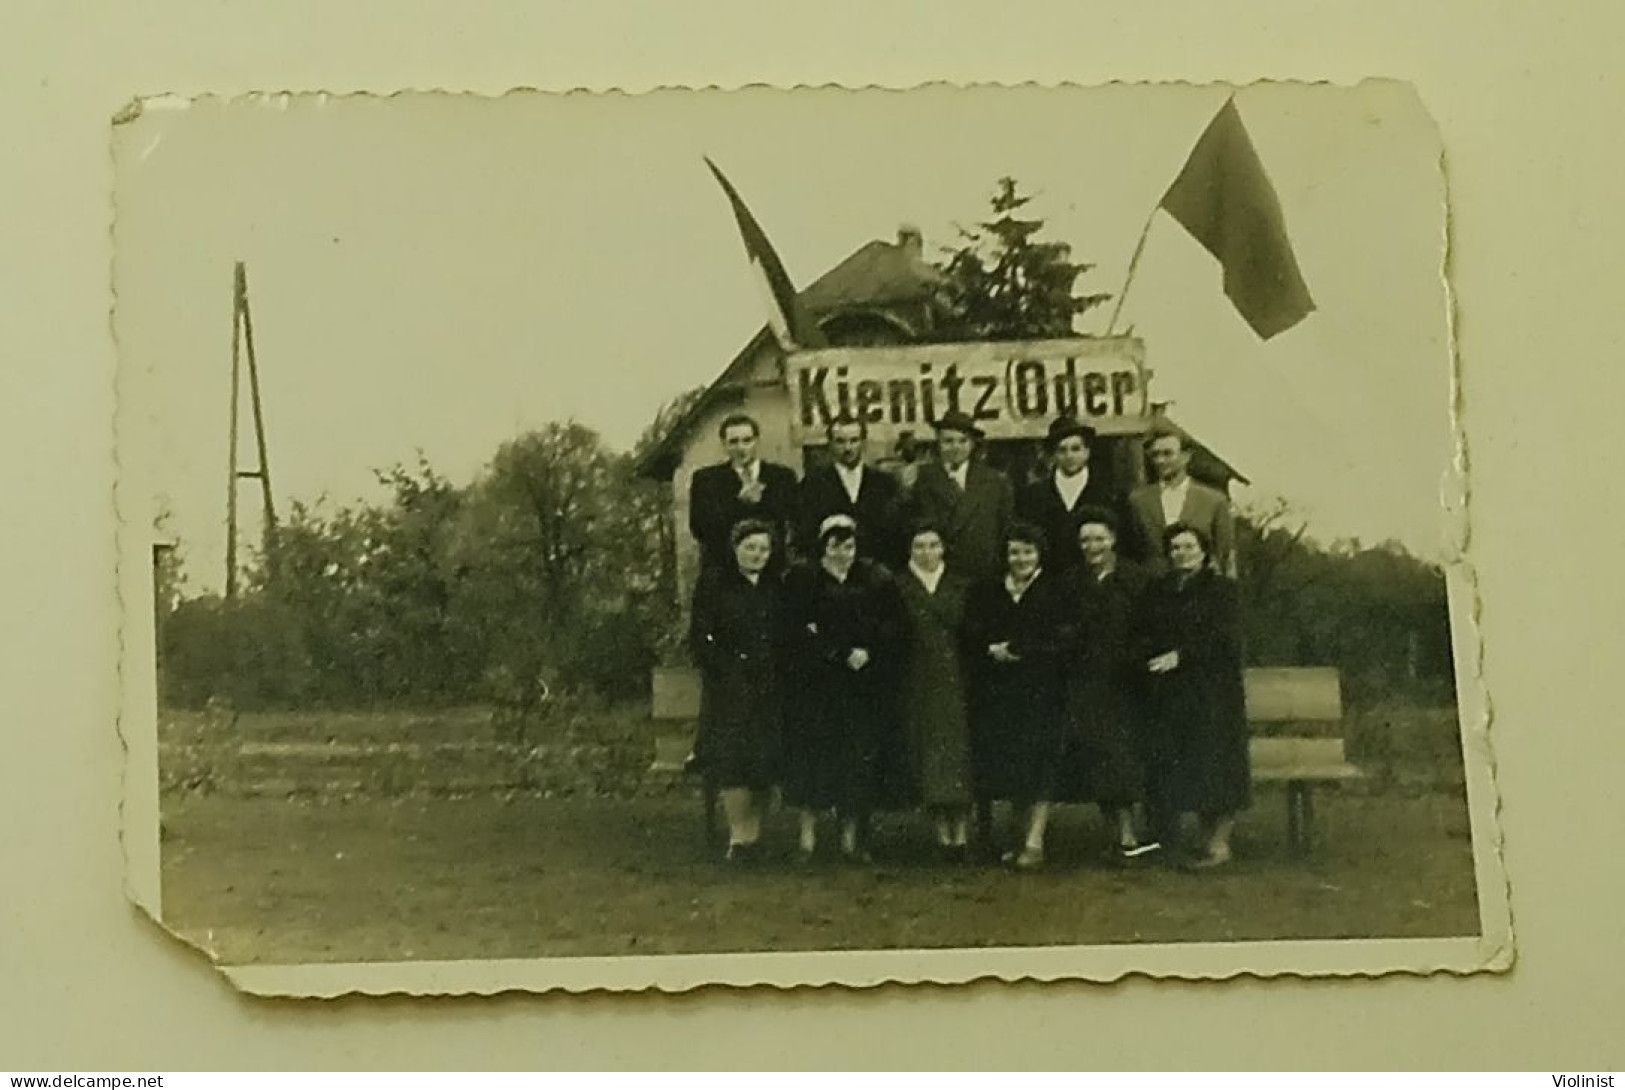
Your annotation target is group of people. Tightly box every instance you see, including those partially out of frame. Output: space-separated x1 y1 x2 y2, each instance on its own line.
686 405 1249 872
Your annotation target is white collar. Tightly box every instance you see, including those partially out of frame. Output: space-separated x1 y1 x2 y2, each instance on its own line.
945 461 970 484
735 459 761 481
1053 467 1090 505
909 562 945 593
1005 568 1042 601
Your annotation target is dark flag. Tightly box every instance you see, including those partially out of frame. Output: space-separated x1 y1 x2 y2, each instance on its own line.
1160 99 1316 340
703 157 826 351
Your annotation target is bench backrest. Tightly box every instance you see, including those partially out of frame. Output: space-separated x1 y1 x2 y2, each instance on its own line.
1244 667 1342 723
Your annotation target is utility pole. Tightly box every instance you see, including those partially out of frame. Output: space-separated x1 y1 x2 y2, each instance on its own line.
224 261 278 598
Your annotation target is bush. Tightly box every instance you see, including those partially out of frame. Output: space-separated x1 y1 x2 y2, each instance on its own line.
161 594 314 709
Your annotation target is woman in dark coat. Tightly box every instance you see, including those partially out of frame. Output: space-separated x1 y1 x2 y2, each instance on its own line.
689 518 787 863
965 521 1072 870
897 521 975 859
783 514 905 863
1062 506 1155 861
1139 521 1250 868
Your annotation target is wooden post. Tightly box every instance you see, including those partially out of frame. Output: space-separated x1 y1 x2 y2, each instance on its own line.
224 261 278 597
1104 206 1159 336
225 264 244 599
238 264 279 577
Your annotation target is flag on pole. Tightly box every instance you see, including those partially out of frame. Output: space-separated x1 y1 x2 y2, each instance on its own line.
1159 99 1316 340
703 157 825 351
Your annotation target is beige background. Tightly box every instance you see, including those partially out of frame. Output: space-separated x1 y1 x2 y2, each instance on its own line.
1 0 1621 1070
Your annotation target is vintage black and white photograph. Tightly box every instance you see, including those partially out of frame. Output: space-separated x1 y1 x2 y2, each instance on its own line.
112 80 1507 993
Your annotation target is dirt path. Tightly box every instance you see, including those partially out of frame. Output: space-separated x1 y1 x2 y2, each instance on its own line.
158 790 1480 965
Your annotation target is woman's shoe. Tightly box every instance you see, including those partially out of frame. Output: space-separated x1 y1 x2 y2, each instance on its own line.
1187 842 1233 870
725 842 759 866
1002 846 1045 871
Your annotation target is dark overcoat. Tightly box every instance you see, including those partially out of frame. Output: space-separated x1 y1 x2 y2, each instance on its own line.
796 463 906 568
909 460 1015 584
1015 471 1124 576
897 567 975 809
1059 558 1151 808
1138 567 1251 816
964 569 1071 806
687 460 800 572
781 559 906 813
688 566 788 791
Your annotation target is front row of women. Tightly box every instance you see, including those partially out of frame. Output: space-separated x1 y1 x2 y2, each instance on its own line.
688 506 1250 871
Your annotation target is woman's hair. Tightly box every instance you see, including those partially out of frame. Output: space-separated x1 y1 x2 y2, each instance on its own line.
818 521 859 553
906 519 945 546
729 517 775 550
1162 520 1210 557
1074 504 1120 537
1004 519 1047 558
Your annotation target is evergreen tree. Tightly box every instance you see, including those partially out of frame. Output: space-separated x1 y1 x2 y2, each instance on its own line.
936 177 1112 341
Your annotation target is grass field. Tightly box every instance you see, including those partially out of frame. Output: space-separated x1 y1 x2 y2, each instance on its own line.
158 787 1481 965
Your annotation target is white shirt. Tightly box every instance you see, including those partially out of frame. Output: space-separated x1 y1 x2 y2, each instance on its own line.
836 462 864 504
909 562 945 595
1159 477 1191 526
945 461 970 490
1054 467 1090 511
735 459 761 486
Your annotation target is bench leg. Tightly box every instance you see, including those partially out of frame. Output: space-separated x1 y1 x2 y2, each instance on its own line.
703 773 722 849
1301 783 1318 856
1285 783 1305 856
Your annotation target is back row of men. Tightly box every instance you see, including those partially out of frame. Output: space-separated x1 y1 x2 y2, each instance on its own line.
688 407 1237 582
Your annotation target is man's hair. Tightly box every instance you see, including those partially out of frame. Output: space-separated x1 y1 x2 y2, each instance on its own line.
717 413 761 440
825 412 868 441
1146 427 1190 453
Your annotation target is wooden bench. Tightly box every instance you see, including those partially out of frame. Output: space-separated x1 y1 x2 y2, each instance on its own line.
652 664 1362 856
1244 667 1363 856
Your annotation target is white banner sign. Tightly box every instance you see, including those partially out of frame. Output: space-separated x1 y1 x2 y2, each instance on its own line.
786 336 1150 444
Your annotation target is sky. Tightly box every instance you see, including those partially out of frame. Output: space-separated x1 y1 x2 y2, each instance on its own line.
112 81 1453 593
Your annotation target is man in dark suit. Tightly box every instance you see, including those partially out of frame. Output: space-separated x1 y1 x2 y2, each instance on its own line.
797 413 906 568
687 412 800 573
1127 428 1237 577
1016 415 1122 576
909 410 1014 585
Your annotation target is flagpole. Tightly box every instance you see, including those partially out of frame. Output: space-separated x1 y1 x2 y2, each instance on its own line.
1103 204 1159 337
